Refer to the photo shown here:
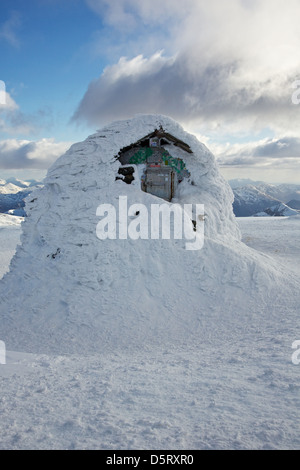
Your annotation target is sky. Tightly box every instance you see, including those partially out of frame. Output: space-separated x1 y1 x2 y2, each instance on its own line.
1 0 300 183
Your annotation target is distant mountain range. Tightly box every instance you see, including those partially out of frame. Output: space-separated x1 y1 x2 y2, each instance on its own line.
0 178 42 216
0 177 299 218
229 180 300 217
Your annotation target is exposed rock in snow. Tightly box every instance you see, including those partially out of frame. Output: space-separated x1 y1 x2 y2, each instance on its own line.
0 115 296 354
254 202 299 217
286 199 300 210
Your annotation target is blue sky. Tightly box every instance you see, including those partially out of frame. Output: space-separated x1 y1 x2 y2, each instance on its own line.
1 0 300 183
1 0 104 140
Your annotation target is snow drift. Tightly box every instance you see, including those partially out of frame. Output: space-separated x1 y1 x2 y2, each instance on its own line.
0 115 295 354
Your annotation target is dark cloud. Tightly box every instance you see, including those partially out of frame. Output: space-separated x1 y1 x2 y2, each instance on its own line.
72 50 299 137
253 137 300 158
0 141 36 169
217 137 300 168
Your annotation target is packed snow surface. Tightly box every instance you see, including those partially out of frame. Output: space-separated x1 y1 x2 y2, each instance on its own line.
0 215 299 449
0 115 299 449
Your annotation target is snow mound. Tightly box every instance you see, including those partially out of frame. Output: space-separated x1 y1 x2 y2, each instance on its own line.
0 115 295 354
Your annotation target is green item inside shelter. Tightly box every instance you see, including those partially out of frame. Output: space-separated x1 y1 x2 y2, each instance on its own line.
129 148 186 173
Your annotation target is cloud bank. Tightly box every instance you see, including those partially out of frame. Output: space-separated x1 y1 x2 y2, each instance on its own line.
74 0 300 135
0 139 71 169
0 90 71 169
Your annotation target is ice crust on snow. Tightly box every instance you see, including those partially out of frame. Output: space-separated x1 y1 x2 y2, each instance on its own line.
0 115 296 354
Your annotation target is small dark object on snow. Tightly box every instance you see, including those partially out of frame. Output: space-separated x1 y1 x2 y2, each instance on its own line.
47 248 61 259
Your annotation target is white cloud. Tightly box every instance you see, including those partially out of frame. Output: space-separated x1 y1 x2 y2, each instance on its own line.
77 0 300 141
86 0 195 28
0 87 70 172
86 0 300 72
0 91 19 112
102 51 174 82
74 0 300 182
0 138 71 169
0 91 37 135
0 11 21 48
0 90 55 137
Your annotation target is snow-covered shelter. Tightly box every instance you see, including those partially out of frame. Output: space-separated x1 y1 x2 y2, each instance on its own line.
116 127 191 201
0 114 290 355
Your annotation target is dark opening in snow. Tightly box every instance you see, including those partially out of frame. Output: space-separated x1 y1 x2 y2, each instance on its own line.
116 166 135 185
116 128 191 201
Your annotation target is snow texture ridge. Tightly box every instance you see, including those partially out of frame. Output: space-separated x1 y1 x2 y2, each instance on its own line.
0 115 297 355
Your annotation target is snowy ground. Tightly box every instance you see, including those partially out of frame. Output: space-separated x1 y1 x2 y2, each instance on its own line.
238 216 300 276
0 216 299 450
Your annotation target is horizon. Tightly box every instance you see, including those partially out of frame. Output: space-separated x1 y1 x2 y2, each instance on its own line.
1 169 299 187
